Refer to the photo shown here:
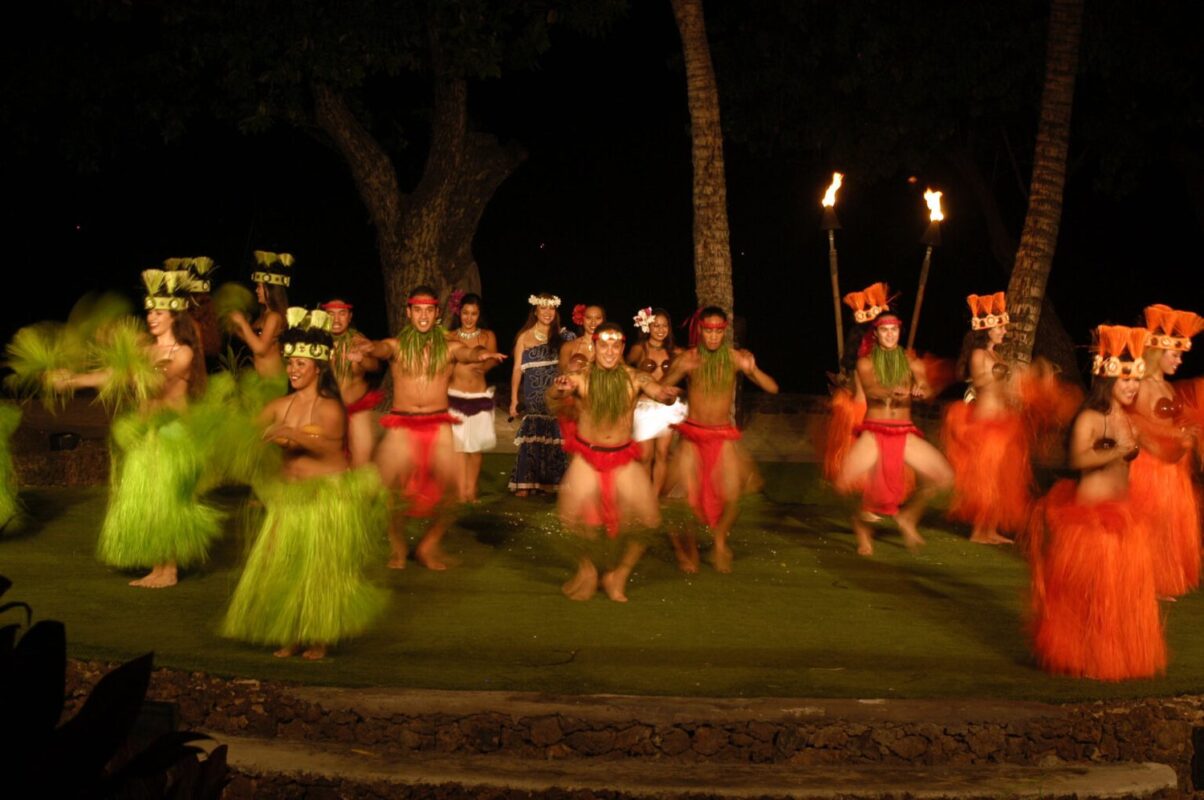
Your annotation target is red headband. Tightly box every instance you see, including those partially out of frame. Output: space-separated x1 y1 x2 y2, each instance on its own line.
683 308 729 347
873 314 902 328
858 315 904 357
407 296 439 307
321 301 353 311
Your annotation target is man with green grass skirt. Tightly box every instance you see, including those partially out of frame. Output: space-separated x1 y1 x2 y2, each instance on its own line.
550 322 681 602
353 286 506 570
661 307 779 573
837 312 952 556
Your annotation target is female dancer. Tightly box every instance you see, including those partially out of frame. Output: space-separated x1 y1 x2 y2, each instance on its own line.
560 304 605 373
942 292 1032 544
508 294 570 495
55 270 218 588
1028 325 1165 680
228 250 291 379
627 307 685 495
447 292 500 501
222 308 385 660
1129 304 1204 598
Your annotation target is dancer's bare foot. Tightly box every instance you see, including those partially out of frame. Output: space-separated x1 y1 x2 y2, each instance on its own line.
710 544 733 574
601 569 630 603
562 562 598 601
895 512 926 552
670 533 700 574
302 644 327 660
852 518 874 556
969 529 1013 545
415 539 448 571
515 490 529 498
130 564 178 588
387 554 407 570
274 645 300 658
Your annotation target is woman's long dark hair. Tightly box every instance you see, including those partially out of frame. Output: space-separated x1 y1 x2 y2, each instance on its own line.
259 283 289 318
448 293 489 332
515 293 563 350
1083 375 1117 414
955 329 992 381
640 307 676 352
170 311 208 399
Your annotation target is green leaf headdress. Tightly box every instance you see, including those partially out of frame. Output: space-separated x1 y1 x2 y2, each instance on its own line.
251 250 294 287
280 307 334 361
141 269 192 312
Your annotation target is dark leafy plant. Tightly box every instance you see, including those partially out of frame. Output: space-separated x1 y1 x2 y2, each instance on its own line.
0 575 228 799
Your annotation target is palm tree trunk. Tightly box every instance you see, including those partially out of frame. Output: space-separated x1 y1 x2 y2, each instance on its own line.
669 0 734 318
1004 0 1084 364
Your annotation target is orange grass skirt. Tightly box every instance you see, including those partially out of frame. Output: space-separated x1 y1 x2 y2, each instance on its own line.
1028 481 1166 681
941 402 1033 534
1129 449 1200 597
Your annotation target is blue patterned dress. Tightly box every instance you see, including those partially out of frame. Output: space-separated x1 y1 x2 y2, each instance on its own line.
509 342 569 492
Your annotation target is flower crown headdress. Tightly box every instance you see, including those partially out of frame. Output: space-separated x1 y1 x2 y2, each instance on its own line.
251 250 294 287
281 307 334 361
967 291 1009 331
1143 304 1204 352
528 294 560 309
141 269 192 312
1092 325 1149 379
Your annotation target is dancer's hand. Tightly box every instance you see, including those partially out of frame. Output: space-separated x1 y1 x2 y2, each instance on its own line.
509 399 519 418
657 385 682 404
49 369 75 391
477 350 507 363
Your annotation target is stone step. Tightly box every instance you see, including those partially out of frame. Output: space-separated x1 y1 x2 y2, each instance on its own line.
213 732 1178 800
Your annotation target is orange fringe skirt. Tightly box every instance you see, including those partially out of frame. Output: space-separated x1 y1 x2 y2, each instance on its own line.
1028 481 1166 681
1129 449 1200 597
820 388 866 484
941 402 1033 534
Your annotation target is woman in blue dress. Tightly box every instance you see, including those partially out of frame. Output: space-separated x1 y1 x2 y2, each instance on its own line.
508 293 573 495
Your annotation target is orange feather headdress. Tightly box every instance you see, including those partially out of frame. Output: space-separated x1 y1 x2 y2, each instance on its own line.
1144 304 1204 352
843 282 891 325
967 292 1009 331
1092 325 1149 378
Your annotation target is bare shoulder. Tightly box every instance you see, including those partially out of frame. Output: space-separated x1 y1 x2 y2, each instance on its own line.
317 396 347 424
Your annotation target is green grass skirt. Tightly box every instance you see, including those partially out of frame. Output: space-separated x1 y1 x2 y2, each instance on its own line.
221 468 388 647
97 411 223 568
0 402 21 530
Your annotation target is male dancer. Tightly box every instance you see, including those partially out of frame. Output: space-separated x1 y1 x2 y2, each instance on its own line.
550 322 680 602
837 311 953 555
353 287 505 570
324 298 384 466
661 307 779 573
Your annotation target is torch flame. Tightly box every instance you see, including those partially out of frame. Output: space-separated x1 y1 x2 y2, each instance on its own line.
821 172 844 208
924 189 944 222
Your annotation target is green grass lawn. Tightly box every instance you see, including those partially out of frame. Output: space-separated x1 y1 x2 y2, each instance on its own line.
2 456 1201 703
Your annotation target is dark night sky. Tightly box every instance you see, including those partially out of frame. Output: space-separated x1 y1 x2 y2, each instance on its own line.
2 2 1201 393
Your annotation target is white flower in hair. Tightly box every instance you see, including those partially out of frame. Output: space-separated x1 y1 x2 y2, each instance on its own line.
528 294 561 308
633 307 654 334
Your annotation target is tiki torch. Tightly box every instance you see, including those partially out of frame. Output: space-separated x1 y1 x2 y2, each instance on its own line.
821 172 844 362
907 189 944 351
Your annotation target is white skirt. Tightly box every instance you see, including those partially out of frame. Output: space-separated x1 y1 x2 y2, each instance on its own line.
449 388 497 453
632 397 688 443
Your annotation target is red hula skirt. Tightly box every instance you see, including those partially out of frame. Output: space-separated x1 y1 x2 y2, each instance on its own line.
1028 480 1166 681
941 402 1033 534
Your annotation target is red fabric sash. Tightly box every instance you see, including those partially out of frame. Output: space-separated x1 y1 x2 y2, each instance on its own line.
672 419 742 527
380 410 459 517
346 388 386 416
854 418 922 515
562 434 641 538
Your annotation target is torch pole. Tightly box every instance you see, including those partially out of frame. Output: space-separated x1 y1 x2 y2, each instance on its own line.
821 204 843 364
828 230 843 362
907 218 942 352
907 244 934 351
